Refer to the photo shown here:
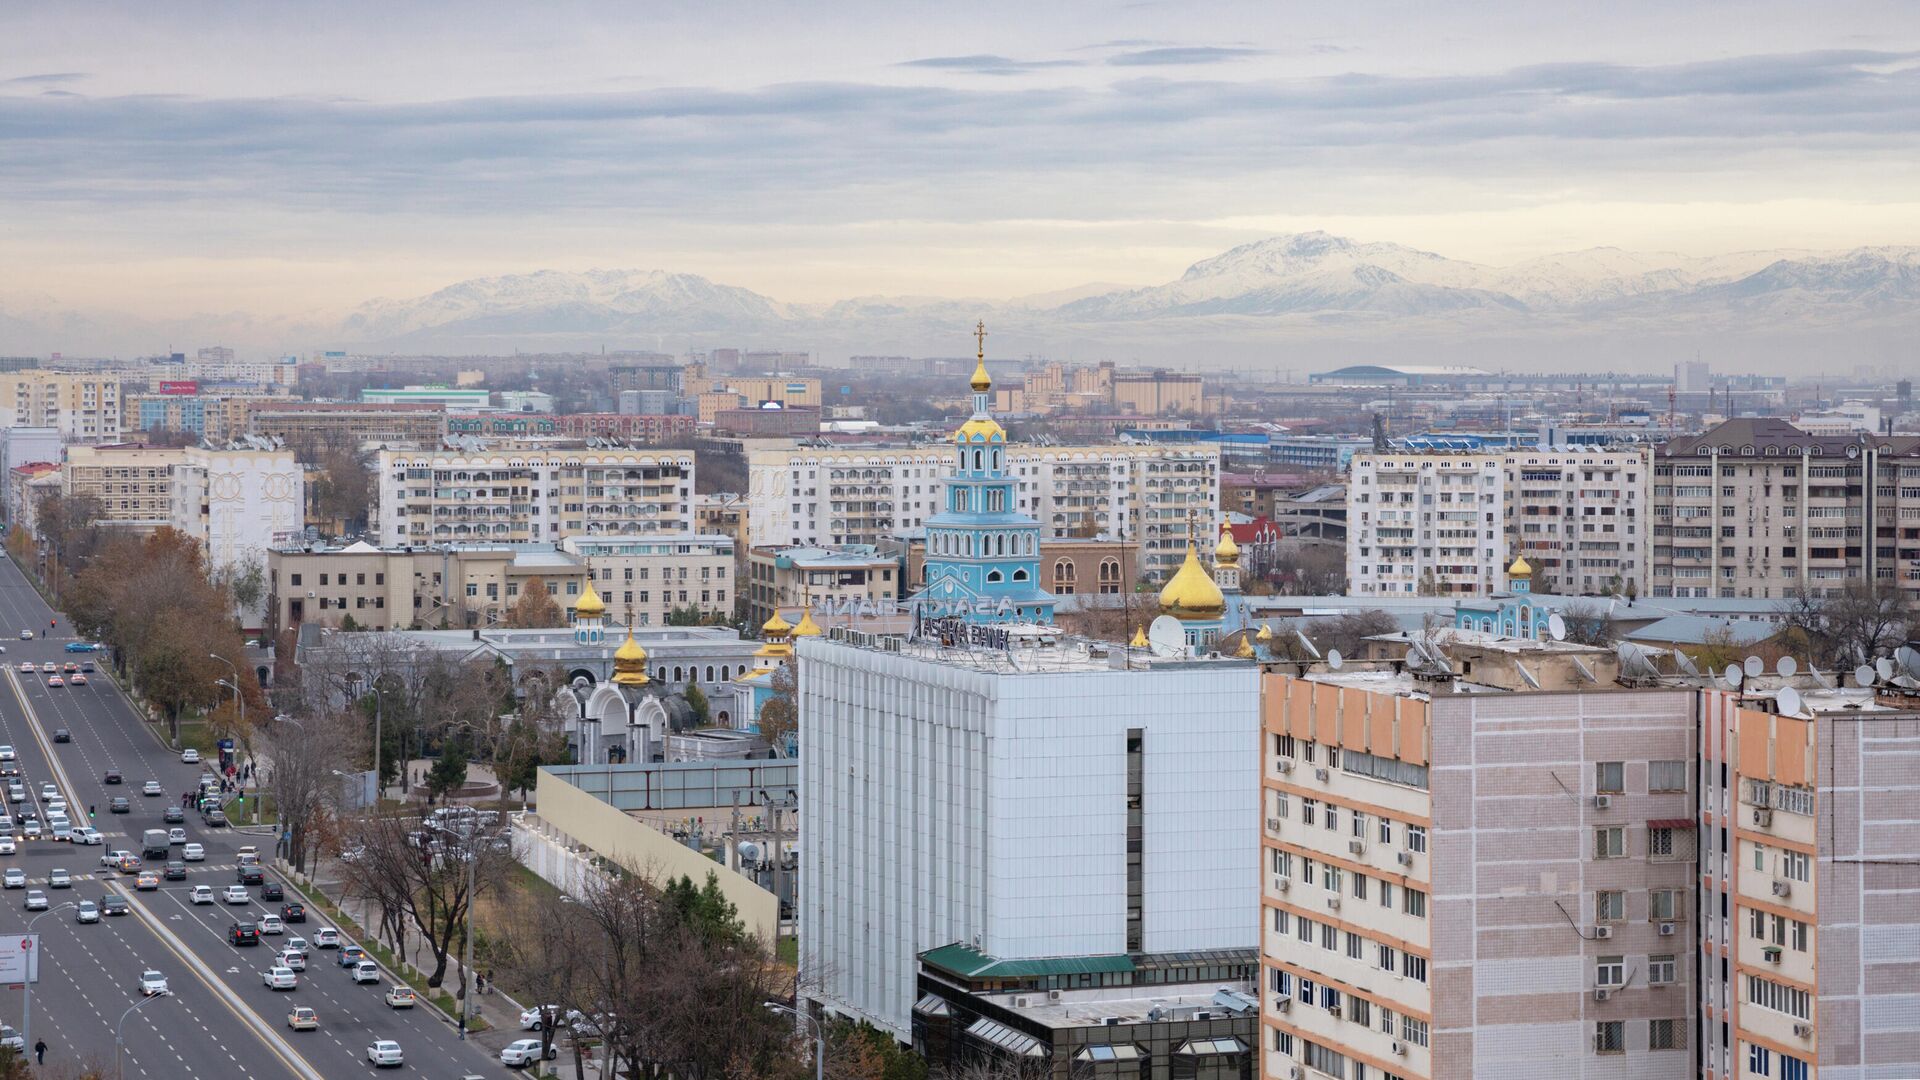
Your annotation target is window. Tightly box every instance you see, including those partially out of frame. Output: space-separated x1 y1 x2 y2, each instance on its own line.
1594 1021 1625 1055
1295 915 1313 944
1403 887 1426 918
1746 974 1811 1019
1649 760 1687 792
1595 890 1625 922
1379 1007 1395 1036
1377 944 1397 972
1302 1042 1348 1079
1752 841 1767 871
1596 956 1625 987
1649 954 1676 985
1649 1018 1685 1050
1750 908 1767 940
1352 873 1368 901
1650 889 1678 921
1401 1016 1429 1048
1790 919 1808 952
1780 1054 1809 1080
1595 761 1625 793
1649 827 1683 859
1405 824 1427 853
1301 798 1318 825
1321 923 1338 951
1378 881 1393 908
1346 931 1363 960
1322 803 1339 831
1403 953 1427 982
1323 864 1342 892
1352 812 1368 839
1595 827 1625 859
1781 849 1810 882
1377 817 1393 845
1749 1044 1772 1076
1345 995 1370 1027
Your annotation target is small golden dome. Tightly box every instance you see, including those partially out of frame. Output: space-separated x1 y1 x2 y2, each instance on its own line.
1214 521 1239 567
792 607 823 637
1130 625 1147 648
1235 635 1256 659
1256 622 1273 642
953 416 1006 444
611 626 649 686
1158 541 1226 620
761 610 792 636
970 358 992 393
574 578 606 618
1508 554 1533 577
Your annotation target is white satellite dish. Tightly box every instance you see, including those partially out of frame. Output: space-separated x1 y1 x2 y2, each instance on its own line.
1723 664 1744 689
1326 649 1344 670
1898 645 1920 678
1853 665 1876 688
1743 656 1764 679
1775 685 1803 718
1876 657 1895 682
1146 615 1186 658
1547 613 1567 641
1673 649 1701 678
1776 656 1797 678
1513 660 1542 690
1293 629 1321 660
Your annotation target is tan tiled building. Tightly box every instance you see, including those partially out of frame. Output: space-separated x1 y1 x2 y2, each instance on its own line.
0 371 121 443
267 541 592 632
247 401 449 451
373 447 695 546
62 444 183 528
562 533 735 626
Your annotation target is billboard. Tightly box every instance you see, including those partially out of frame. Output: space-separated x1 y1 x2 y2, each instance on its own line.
158 380 200 395
0 935 40 984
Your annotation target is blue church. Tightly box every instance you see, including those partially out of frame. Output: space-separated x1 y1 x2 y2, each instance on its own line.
1454 555 1548 638
915 323 1057 624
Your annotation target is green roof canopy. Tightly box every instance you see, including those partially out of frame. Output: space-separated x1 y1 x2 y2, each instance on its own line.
920 943 1135 980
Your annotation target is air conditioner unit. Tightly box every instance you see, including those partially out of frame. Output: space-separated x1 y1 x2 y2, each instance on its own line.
1761 945 1782 964
1658 922 1676 937
1593 794 1612 809
1772 880 1791 898
1389 1041 1406 1056
1272 997 1291 1013
1396 851 1414 867
1099 1016 1122 1027
1267 817 1284 832
1792 1023 1813 1039
1286 1067 1303 1080
1315 768 1331 782
1273 877 1290 893
1593 925 1612 939
1348 839 1366 855
1013 996 1032 1008
1047 989 1064 1002
1276 760 1294 774
1326 897 1342 911
1594 988 1612 1002
1752 807 1773 827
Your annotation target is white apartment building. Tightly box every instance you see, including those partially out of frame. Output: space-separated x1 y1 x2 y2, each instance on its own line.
560 533 735 626
799 629 1259 1041
1348 449 1649 597
187 351 296 386
0 371 121 443
748 443 1220 581
170 445 305 585
375 448 695 546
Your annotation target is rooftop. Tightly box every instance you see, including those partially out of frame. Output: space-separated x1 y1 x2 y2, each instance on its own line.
809 623 1256 676
967 982 1259 1032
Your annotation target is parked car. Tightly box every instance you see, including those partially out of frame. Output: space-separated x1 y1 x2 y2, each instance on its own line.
501 1039 558 1067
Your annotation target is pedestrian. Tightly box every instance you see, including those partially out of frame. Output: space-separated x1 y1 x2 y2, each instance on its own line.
33 1038 44 1064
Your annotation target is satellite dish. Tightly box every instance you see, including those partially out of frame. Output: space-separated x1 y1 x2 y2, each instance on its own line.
1876 657 1895 682
1674 649 1701 678
1547 613 1567 641
1776 656 1797 678
1743 656 1764 679
1146 615 1186 658
1898 645 1920 678
1513 660 1542 690
1724 664 1744 689
1775 686 1803 718
1326 649 1343 670
1853 665 1876 688
1293 629 1321 660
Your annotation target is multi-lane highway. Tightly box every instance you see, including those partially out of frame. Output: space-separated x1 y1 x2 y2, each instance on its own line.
0 554 506 1078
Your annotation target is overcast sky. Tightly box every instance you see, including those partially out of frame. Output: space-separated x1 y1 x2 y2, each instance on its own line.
2 0 1918 323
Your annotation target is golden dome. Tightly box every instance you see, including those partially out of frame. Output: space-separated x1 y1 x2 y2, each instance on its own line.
1508 554 1533 577
1235 635 1256 658
1158 541 1226 620
953 416 1005 444
1256 622 1273 642
792 607 823 637
574 578 606 618
1214 521 1239 567
761 610 792 636
1130 625 1148 648
611 626 650 686
970 357 992 393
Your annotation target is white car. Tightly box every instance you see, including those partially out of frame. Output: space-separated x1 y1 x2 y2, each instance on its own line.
141 781 163 797
23 889 45 910
286 935 308 952
47 868 69 889
261 966 297 990
168 828 186 846
190 885 214 904
180 749 200 764
182 843 204 862
259 914 284 935
366 1040 403 1068
222 885 250 904
278 950 306 971
101 849 131 868
5 786 20 804
44 799 64 817
351 961 380 984
71 827 101 846
75 900 99 923
3 868 24 889
38 784 56 802
501 1039 556 1067
312 928 339 948
520 1006 553 1030
138 969 169 996
0 747 12 762
0 838 14 856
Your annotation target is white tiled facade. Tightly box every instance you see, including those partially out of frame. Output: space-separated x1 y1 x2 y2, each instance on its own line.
375 448 695 545
798 636 1259 1040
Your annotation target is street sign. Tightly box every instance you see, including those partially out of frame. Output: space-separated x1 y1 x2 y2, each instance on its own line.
218 739 235 750
0 935 40 984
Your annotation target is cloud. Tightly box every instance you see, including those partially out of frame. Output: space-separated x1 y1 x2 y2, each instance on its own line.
3 72 88 86
898 54 1081 76
1306 44 1357 55
1108 46 1267 66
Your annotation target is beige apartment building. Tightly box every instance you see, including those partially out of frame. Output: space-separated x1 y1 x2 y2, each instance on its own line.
374 447 695 546
247 402 449 451
744 544 898 628
0 371 121 443
1651 418 1920 600
63 444 183 528
748 442 1219 581
561 533 735 626
267 541 592 632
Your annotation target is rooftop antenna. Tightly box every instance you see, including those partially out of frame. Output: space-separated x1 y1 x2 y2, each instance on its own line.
1292 628 1321 660
1775 656 1797 678
1852 664 1876 688
1775 685 1803 718
1547 613 1567 641
1513 659 1542 690
1325 649 1343 670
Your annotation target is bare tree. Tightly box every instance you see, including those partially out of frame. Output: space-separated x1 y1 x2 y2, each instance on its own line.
1308 608 1400 659
1558 600 1619 647
263 710 361 873
1777 584 1913 670
337 810 515 986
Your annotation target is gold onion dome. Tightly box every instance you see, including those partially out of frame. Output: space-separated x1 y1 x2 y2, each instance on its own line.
1130 625 1148 648
970 357 992 393
1214 521 1239 567
1159 541 1226 620
612 626 650 686
954 416 1006 444
1256 623 1273 642
1508 554 1533 576
792 607 823 637
1235 635 1256 658
755 610 794 660
574 578 606 618
761 610 792 636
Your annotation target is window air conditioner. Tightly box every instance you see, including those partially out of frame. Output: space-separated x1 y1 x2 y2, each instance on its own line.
1273 877 1290 893
1762 945 1782 963
1390 1041 1406 1056
1267 818 1283 832
1792 1024 1812 1039
1272 997 1290 1013
1276 760 1294 774
1594 988 1611 1002
1315 768 1331 782
1752 807 1772 827
1326 897 1341 911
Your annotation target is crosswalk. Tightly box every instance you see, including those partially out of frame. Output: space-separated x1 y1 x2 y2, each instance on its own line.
5 862 245 887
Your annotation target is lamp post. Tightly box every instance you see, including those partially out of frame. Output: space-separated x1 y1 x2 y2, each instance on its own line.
116 989 172 1080
23 901 75 1049
763 1001 823 1080
211 653 248 815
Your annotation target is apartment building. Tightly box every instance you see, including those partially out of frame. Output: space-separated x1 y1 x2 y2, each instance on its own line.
1651 419 1920 600
186 351 296 386
247 402 449 451
124 390 294 441
562 533 734 626
63 444 186 528
744 544 898 627
1507 448 1649 596
1261 669 1700 1080
169 444 305 572
0 371 121 443
267 541 592 632
374 447 695 546
747 443 1220 581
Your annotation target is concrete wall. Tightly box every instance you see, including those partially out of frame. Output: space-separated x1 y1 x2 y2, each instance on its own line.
531 767 778 944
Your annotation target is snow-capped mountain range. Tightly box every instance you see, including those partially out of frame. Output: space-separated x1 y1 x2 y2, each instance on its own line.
9 232 1920 370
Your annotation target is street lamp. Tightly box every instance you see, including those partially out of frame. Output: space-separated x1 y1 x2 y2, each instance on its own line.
22 901 76 1048
209 653 242 756
763 1001 823 1080
115 989 172 1080
428 820 491 1039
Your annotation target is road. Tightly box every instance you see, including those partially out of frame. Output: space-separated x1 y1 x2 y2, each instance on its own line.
0 556 509 1079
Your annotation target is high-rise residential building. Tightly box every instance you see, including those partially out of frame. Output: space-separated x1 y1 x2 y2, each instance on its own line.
247 402 449 452
748 442 1219 581
1347 448 1649 597
62 444 185 529
0 371 121 443
170 443 306 577
186 350 296 386
373 447 695 546
1650 419 1920 600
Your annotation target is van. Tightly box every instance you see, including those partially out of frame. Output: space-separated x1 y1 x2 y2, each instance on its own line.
141 829 170 859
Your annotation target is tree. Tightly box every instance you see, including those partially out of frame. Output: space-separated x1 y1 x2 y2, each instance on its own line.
822 1019 929 1080
683 681 711 726
426 738 470 800
306 446 372 531
1266 543 1347 596
505 577 565 629
1309 608 1399 659
757 663 798 757
263 711 357 873
1558 600 1618 647
661 870 743 946
338 809 516 986
1777 584 1913 670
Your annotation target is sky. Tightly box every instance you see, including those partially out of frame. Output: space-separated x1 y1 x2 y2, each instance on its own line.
2 0 1919 339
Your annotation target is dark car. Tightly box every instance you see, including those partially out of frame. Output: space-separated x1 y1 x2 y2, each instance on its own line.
202 809 228 828
281 902 306 924
261 882 283 902
163 860 187 881
108 797 130 814
101 894 129 916
162 805 184 824
102 769 122 785
237 865 264 886
229 922 259 946
51 729 70 744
